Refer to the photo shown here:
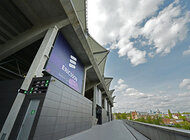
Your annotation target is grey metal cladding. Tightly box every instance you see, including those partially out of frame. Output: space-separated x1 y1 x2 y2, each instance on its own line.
33 77 92 140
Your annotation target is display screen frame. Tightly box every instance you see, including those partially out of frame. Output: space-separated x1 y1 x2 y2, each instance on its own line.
45 32 84 94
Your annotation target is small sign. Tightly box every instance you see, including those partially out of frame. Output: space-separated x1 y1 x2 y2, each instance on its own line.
31 110 36 115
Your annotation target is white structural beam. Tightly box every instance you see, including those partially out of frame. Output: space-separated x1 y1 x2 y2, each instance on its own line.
0 26 59 140
82 65 92 96
85 81 100 92
87 36 109 76
71 0 86 31
98 56 107 76
109 89 115 97
104 77 113 85
87 35 109 76
87 35 107 53
104 77 113 89
82 68 87 96
0 19 70 61
94 51 109 65
112 96 116 101
106 82 111 90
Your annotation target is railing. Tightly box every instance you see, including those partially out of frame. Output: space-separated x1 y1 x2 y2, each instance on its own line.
125 120 190 140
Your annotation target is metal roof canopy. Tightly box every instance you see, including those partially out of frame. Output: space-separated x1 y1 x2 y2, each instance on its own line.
0 0 91 70
109 89 115 97
104 77 113 90
12 0 67 25
0 0 68 45
0 0 33 45
0 0 101 94
0 0 113 105
0 0 69 61
87 35 109 76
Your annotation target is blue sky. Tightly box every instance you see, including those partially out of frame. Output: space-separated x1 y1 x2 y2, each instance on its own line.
88 0 190 113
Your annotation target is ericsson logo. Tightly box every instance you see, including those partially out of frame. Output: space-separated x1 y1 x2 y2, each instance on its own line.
69 55 77 69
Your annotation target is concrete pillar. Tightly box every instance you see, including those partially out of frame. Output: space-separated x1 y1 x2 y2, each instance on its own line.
107 103 110 121
82 65 92 96
82 68 87 96
0 26 58 140
92 85 97 125
110 106 112 121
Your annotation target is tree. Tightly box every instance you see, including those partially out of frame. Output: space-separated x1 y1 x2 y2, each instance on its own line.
174 123 181 128
117 113 121 120
147 116 152 124
130 114 132 120
182 121 190 130
126 113 131 118
178 111 181 117
182 112 190 114
164 115 169 119
168 109 173 119
121 113 127 119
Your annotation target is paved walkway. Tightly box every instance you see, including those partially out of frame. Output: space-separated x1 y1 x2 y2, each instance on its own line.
61 120 149 140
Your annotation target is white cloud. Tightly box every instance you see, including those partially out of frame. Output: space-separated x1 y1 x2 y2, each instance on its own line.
117 79 124 84
117 41 147 66
148 52 155 58
88 0 190 66
125 88 152 98
178 92 190 97
179 79 190 89
183 46 190 56
114 79 151 98
141 2 190 55
114 78 128 91
113 79 190 113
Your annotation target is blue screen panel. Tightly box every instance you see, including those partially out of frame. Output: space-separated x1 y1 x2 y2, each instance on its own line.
45 32 84 93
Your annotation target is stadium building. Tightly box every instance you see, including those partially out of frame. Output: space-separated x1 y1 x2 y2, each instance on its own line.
0 0 115 139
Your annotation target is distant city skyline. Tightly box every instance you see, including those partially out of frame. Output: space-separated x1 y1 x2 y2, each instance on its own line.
113 109 188 114
88 0 190 113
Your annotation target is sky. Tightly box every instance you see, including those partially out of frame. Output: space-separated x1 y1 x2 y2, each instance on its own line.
88 0 190 113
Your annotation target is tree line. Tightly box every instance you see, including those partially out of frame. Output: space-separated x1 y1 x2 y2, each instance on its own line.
114 110 190 130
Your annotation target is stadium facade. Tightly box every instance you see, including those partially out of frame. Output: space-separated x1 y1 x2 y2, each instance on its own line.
0 0 115 140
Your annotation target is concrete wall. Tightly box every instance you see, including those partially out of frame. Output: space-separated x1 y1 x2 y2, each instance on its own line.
33 77 92 140
102 108 108 124
125 120 190 140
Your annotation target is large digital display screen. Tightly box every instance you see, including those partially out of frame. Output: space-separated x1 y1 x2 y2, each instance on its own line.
45 32 84 93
